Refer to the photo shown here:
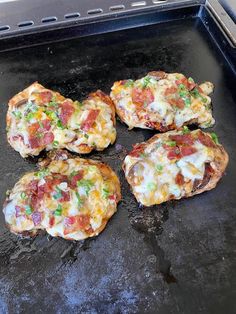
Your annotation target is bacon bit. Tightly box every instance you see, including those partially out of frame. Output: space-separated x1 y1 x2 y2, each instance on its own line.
28 122 40 135
32 211 42 226
169 134 194 145
64 216 76 226
129 143 145 157
28 136 41 149
80 109 100 132
198 132 216 148
176 77 196 91
15 205 24 217
59 191 70 202
41 119 51 131
64 214 91 235
40 91 53 103
58 100 75 126
108 194 116 201
132 87 154 107
49 216 55 227
42 132 54 145
175 172 185 185
69 171 84 188
180 146 197 156
164 86 178 96
169 98 185 109
167 148 181 160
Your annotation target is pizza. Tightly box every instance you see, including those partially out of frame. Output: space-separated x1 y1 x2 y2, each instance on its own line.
123 128 228 206
111 71 215 131
7 83 116 157
3 150 121 240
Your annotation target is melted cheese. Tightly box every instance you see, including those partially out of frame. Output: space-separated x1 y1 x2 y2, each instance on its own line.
110 73 215 130
124 130 215 206
7 83 116 157
3 156 120 241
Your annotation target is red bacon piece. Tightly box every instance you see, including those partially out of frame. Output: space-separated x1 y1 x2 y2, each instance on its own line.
69 171 84 189
175 172 185 185
80 109 100 132
132 87 154 107
169 134 194 146
40 91 53 103
180 146 197 156
59 100 75 126
198 132 216 148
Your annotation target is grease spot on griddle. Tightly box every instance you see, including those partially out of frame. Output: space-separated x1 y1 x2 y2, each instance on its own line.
128 201 177 284
60 239 92 264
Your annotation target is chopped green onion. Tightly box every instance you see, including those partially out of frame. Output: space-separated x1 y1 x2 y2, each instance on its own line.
38 121 44 129
53 187 62 200
25 112 34 122
178 84 185 90
142 77 152 88
77 179 94 196
48 96 58 107
35 168 49 179
84 134 89 139
156 164 163 172
25 205 33 215
74 100 83 107
20 192 27 200
57 120 65 129
124 80 134 88
182 126 190 134
54 204 62 216
188 77 194 83
147 182 157 191
165 140 176 147
69 170 77 178
12 111 22 119
75 191 83 206
210 132 219 144
53 140 59 147
184 98 191 107
45 110 57 120
102 188 110 199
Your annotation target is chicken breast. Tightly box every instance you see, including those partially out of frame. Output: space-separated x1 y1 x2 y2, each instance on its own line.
111 71 215 131
123 129 228 206
3 150 121 240
7 83 116 157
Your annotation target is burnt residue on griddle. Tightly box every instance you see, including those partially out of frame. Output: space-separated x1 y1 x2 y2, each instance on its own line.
128 200 177 284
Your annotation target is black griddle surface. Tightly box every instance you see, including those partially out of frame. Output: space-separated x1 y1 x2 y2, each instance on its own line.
0 18 236 313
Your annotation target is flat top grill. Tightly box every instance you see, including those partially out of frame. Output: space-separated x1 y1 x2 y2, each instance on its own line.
0 2 236 313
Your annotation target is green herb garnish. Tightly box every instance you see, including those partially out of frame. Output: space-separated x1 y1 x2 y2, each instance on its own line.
75 191 83 206
12 111 22 119
147 182 157 191
102 188 110 199
54 204 62 216
124 80 134 88
20 192 27 200
77 179 94 196
182 126 190 134
25 205 33 215
35 168 49 179
142 76 152 88
165 140 176 147
74 100 83 107
156 164 163 172
25 112 34 122
210 132 219 144
84 134 89 139
53 140 59 147
57 120 65 129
